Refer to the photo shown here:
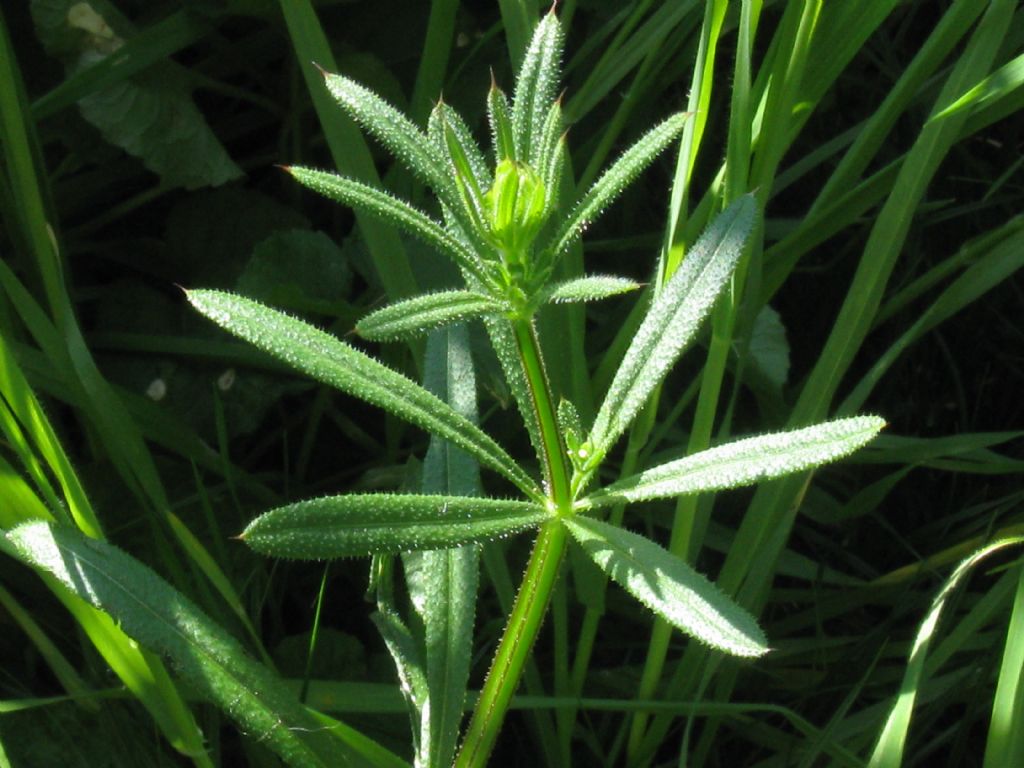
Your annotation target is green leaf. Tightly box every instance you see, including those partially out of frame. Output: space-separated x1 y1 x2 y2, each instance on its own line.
542 275 641 304
1 521 392 768
357 291 505 341
511 10 564 163
584 416 886 507
748 304 790 390
242 494 551 558
589 196 757 459
323 71 456 206
563 516 768 657
431 101 491 190
487 82 516 162
187 289 540 499
404 326 481 767
552 112 689 258
286 166 488 282
237 228 351 312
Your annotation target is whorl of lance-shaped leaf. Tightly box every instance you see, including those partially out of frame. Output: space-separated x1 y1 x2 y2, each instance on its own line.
512 10 564 162
286 165 488 284
322 71 457 207
0 522 361 768
584 416 886 507
242 494 551 558
563 516 769 657
487 81 516 162
589 195 757 459
534 98 563 178
430 101 491 190
187 289 540 500
357 291 506 341
541 275 641 305
552 112 689 259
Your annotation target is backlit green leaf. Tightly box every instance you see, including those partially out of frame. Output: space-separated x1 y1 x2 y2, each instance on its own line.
564 516 768 657
584 416 885 507
542 275 640 305
589 195 757 459
1 521 382 768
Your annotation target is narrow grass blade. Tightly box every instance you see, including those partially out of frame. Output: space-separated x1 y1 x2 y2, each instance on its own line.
589 195 756 459
187 289 540 498
984 559 1024 768
1 521 384 768
584 416 885 507
285 166 487 281
542 275 640 304
868 537 1024 768
553 112 688 259
243 494 549 559
357 291 505 341
564 516 768 658
511 10 563 163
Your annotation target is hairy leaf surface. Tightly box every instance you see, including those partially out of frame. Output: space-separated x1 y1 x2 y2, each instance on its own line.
589 196 757 459
243 494 550 558
586 416 885 506
564 517 768 657
187 289 539 498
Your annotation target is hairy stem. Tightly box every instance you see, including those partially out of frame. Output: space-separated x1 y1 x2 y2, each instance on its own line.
455 319 572 767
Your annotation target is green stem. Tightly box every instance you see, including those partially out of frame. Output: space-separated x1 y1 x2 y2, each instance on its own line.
512 319 572 502
455 318 572 767
456 520 569 768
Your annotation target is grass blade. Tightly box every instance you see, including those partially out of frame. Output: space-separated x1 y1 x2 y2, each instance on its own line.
868 537 1024 768
2 521 393 768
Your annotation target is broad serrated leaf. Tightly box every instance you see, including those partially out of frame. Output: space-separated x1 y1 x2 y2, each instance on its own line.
357 291 505 341
563 516 768 657
542 275 640 304
589 196 757 459
286 166 487 282
1 521 389 768
511 11 564 162
584 416 886 507
187 289 540 498
552 112 689 258
242 494 550 558
322 71 456 206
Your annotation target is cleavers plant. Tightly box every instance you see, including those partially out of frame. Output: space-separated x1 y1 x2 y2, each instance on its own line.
186 10 885 767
